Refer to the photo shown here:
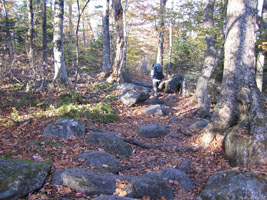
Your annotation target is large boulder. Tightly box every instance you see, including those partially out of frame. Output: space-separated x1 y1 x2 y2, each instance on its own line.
52 168 118 195
125 172 174 200
158 74 183 93
118 83 150 106
143 104 170 117
86 132 132 158
43 118 86 139
0 158 52 200
77 151 122 174
197 170 267 200
137 124 170 138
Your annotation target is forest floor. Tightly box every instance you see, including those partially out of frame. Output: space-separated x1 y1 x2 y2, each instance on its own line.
0 70 266 200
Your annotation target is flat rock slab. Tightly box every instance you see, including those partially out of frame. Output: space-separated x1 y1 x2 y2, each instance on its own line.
86 132 132 158
43 118 86 139
77 151 122 174
137 124 170 138
125 172 174 200
52 168 119 195
197 170 267 200
143 104 170 116
0 158 52 200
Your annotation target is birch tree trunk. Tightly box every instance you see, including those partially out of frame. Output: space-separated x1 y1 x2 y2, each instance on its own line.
195 0 216 118
102 0 111 72
156 0 167 67
68 2 75 69
26 0 34 68
200 0 266 166
107 0 125 83
1 0 13 66
42 0 48 76
123 0 128 71
53 0 69 83
256 0 266 92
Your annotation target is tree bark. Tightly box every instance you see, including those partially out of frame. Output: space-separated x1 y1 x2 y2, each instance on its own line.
196 0 216 118
107 0 125 83
156 0 167 67
1 0 13 66
42 0 48 76
102 0 111 72
123 0 128 71
53 0 69 83
256 0 267 92
26 0 34 68
68 3 75 70
167 13 173 77
200 0 265 152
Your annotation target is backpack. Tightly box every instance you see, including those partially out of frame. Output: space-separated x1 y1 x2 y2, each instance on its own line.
151 63 164 79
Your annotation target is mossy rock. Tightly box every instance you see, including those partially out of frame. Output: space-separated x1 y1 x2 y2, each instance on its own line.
0 158 52 200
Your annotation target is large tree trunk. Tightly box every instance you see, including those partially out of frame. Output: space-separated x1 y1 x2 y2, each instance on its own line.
107 0 125 83
42 0 48 76
68 3 75 69
1 0 13 66
196 0 216 118
26 0 34 68
53 0 69 83
123 0 128 71
102 0 111 72
167 7 173 77
256 0 267 92
200 0 266 166
156 0 167 67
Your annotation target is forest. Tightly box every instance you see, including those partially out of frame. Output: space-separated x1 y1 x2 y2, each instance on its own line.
0 0 266 199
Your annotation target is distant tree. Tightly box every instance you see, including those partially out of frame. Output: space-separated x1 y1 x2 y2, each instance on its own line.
107 0 125 83
1 0 13 66
156 0 168 66
26 0 34 68
196 0 216 118
167 0 174 76
200 0 266 166
256 0 266 92
42 0 48 76
102 0 111 73
53 0 69 83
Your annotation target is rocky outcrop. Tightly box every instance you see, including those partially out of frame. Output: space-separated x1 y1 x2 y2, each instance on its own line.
158 74 183 93
137 124 170 138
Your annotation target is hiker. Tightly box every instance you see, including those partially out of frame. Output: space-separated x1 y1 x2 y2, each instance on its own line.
150 63 164 98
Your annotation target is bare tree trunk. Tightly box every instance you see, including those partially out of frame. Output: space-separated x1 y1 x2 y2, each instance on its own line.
68 3 75 70
73 0 90 89
195 0 216 118
1 0 13 66
107 0 125 83
256 0 266 92
167 16 173 77
156 0 167 67
53 0 69 83
102 0 111 72
26 0 34 69
82 16 87 48
123 0 128 70
200 0 264 150
42 0 48 76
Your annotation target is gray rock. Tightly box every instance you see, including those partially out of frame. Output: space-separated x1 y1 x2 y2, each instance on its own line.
52 168 119 195
137 124 170 138
93 196 138 200
0 158 52 200
169 132 182 138
158 74 183 93
43 118 86 139
86 132 132 158
125 172 174 200
197 170 267 200
161 168 194 190
143 104 170 116
189 120 208 130
178 160 191 171
77 151 122 174
118 83 150 106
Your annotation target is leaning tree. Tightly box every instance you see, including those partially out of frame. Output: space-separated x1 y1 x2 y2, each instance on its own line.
199 0 266 166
